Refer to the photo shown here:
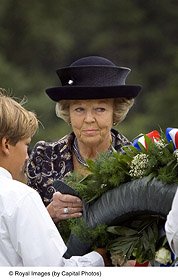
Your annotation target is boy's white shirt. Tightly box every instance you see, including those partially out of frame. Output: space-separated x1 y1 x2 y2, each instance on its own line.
165 187 178 256
0 167 103 267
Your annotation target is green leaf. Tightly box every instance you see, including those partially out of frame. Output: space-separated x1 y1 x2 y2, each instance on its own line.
107 226 138 236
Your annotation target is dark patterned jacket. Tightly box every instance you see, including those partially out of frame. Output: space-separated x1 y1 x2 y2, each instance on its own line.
26 129 131 205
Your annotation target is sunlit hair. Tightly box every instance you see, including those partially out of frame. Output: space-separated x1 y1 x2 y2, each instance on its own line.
0 88 39 145
55 98 134 125
113 98 134 124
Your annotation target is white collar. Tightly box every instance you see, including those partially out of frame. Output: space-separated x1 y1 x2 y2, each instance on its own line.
0 167 12 180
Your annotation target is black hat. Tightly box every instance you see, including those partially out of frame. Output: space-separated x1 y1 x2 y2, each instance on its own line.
46 56 142 101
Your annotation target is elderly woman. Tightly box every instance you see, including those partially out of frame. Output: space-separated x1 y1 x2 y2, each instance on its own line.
26 56 141 223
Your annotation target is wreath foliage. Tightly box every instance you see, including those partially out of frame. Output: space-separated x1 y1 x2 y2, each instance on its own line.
58 128 178 266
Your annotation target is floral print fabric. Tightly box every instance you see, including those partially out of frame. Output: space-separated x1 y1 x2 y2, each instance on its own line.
26 129 131 206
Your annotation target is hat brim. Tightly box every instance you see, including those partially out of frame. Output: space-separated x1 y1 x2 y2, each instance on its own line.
45 85 142 102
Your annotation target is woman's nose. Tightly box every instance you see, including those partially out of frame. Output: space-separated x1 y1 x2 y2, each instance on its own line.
84 110 95 122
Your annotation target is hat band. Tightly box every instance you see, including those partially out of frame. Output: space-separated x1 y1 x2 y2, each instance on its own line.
57 67 131 87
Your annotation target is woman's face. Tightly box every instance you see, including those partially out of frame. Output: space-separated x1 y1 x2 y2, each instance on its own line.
69 99 114 147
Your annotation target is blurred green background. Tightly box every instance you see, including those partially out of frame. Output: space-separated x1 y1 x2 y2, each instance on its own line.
0 0 177 148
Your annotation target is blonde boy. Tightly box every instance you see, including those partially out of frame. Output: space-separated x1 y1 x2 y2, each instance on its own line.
0 89 105 266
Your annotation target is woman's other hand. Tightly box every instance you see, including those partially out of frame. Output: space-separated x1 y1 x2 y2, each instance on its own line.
47 192 83 223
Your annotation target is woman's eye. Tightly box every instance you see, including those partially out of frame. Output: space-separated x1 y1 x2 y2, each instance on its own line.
95 107 106 112
75 107 84 112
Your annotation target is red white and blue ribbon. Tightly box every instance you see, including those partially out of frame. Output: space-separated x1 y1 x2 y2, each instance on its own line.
133 130 161 150
166 128 178 150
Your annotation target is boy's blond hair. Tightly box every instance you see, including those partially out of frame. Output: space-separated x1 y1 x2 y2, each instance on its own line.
0 88 38 145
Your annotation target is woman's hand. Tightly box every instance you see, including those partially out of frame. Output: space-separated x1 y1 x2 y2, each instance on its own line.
47 192 83 223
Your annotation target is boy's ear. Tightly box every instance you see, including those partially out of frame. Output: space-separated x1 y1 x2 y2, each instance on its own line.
0 137 11 155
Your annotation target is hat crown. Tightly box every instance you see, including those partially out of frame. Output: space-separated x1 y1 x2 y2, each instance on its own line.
56 56 131 87
70 56 116 67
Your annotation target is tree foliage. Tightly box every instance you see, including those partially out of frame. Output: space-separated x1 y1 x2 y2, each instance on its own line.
0 0 177 146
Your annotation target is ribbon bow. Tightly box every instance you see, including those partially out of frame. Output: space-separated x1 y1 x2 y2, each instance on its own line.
166 128 178 150
133 130 161 150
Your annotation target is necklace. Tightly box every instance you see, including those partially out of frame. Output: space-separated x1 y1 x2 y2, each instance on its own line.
72 133 116 167
73 138 89 167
